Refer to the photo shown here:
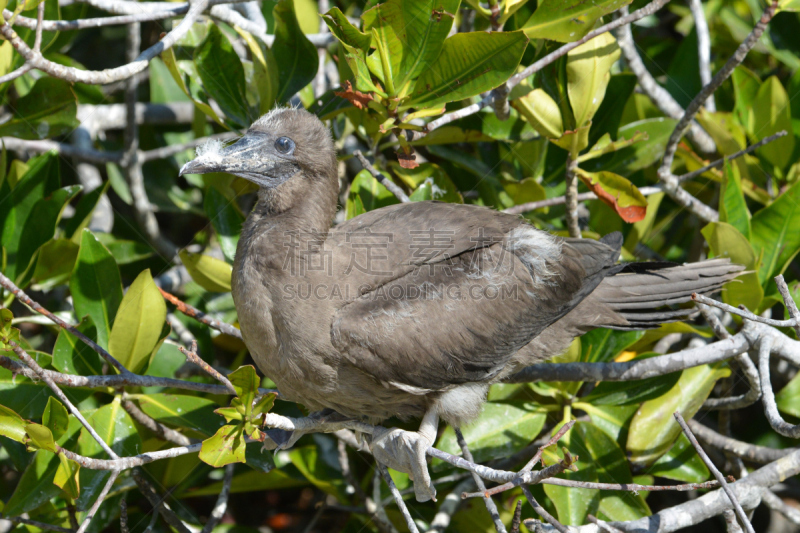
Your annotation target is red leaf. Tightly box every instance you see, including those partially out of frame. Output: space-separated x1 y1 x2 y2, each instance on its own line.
578 170 648 223
334 80 374 110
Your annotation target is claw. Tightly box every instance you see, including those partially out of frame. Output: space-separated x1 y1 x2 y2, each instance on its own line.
370 410 440 502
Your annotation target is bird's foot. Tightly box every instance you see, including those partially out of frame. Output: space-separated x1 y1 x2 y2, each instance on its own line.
371 426 436 502
260 410 349 452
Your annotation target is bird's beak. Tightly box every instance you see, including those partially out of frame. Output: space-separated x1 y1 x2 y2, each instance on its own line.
179 133 300 188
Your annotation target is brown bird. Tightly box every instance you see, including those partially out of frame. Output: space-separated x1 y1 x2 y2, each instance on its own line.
180 107 743 501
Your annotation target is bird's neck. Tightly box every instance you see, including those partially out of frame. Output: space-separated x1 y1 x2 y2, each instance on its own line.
251 171 339 236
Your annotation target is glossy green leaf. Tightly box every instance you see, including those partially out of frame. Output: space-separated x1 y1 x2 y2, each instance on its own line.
777 371 800 417
108 269 167 374
64 181 110 241
362 0 460 94
0 403 26 443
589 73 637 146
76 398 141 509
200 424 247 467
511 87 564 139
582 373 681 406
750 180 800 284
273 0 318 102
732 66 760 132
346 169 400 219
54 453 80 500
25 422 57 452
138 393 224 437
647 433 710 483
204 186 244 263
390 162 463 203
31 238 79 289
0 366 91 419
580 329 643 363
323 7 375 93
229 365 259 416
53 316 104 376
408 31 528 108
97 236 154 265
543 426 600 525
70 230 123 349
289 445 348 500
43 397 69 442
435 402 546 468
195 24 250 128
180 250 233 292
566 32 620 127
627 364 730 466
237 27 279 113
701 222 762 310
0 78 78 139
0 152 60 283
591 118 678 175
522 0 631 42
719 161 751 240
160 47 225 127
751 76 795 169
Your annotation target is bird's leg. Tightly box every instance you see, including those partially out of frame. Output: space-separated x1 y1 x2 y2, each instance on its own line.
371 409 439 502
261 409 350 452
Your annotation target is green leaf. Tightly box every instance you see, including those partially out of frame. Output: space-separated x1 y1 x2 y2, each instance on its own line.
273 0 318 103
323 8 377 93
54 453 80 500
138 393 224 437
204 186 244 263
582 373 681 406
362 0 460 94
228 365 259 416
237 27 279 113
647 433 710 483
750 76 795 169
3 450 62 515
408 31 528 108
435 402 546 468
0 78 78 139
719 161 751 240
389 162 463 203
346 169 400 219
566 32 620 127
522 0 632 42
0 366 91 420
108 269 167 374
0 152 60 283
589 73 637 147
195 24 250 128
701 222 762 310
0 404 27 443
200 424 247 467
25 422 57 452
31 238 80 290
627 364 730 466
64 181 111 240
180 250 233 292
160 47 226 127
53 316 104 376
43 397 69 442
15 184 82 287
593 118 678 175
70 230 123 349
751 180 800 284
289 445 348 500
511 88 564 139
579 329 643 363
777 371 800 417
76 398 141 509
576 169 648 223
732 66 760 132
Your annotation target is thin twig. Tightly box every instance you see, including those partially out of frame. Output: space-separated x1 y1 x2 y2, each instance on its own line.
0 0 211 85
588 514 624 533
502 186 663 216
132 470 193 533
0 63 32 84
0 517 72 533
688 0 715 112
353 150 410 203
521 486 569 533
202 464 234 533
178 343 237 395
121 396 194 446
757 335 800 438
377 463 420 533
76 471 120 533
32 1 45 52
510 500 523 533
723 509 744 533
674 412 755 533
120 498 130 533
0 271 129 373
159 288 243 339
775 275 800 338
692 293 797 329
761 489 800 526
426 0 671 132
615 6 716 153
5 340 119 459
678 132 789 183
565 155 581 238
466 476 728 498
455 428 507 533
688 420 796 464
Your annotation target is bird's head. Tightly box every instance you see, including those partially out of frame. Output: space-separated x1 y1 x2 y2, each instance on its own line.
179 107 337 190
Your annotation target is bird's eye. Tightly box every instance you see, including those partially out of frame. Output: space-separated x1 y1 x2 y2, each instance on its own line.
275 137 295 154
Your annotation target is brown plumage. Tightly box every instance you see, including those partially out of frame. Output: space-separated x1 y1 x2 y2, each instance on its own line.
180 108 744 501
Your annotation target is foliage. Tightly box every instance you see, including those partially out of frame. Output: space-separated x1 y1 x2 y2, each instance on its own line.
0 0 800 531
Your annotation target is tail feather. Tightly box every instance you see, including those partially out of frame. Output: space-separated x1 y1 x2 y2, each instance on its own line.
593 257 745 330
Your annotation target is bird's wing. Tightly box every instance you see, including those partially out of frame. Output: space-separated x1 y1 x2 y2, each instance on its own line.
328 202 621 391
